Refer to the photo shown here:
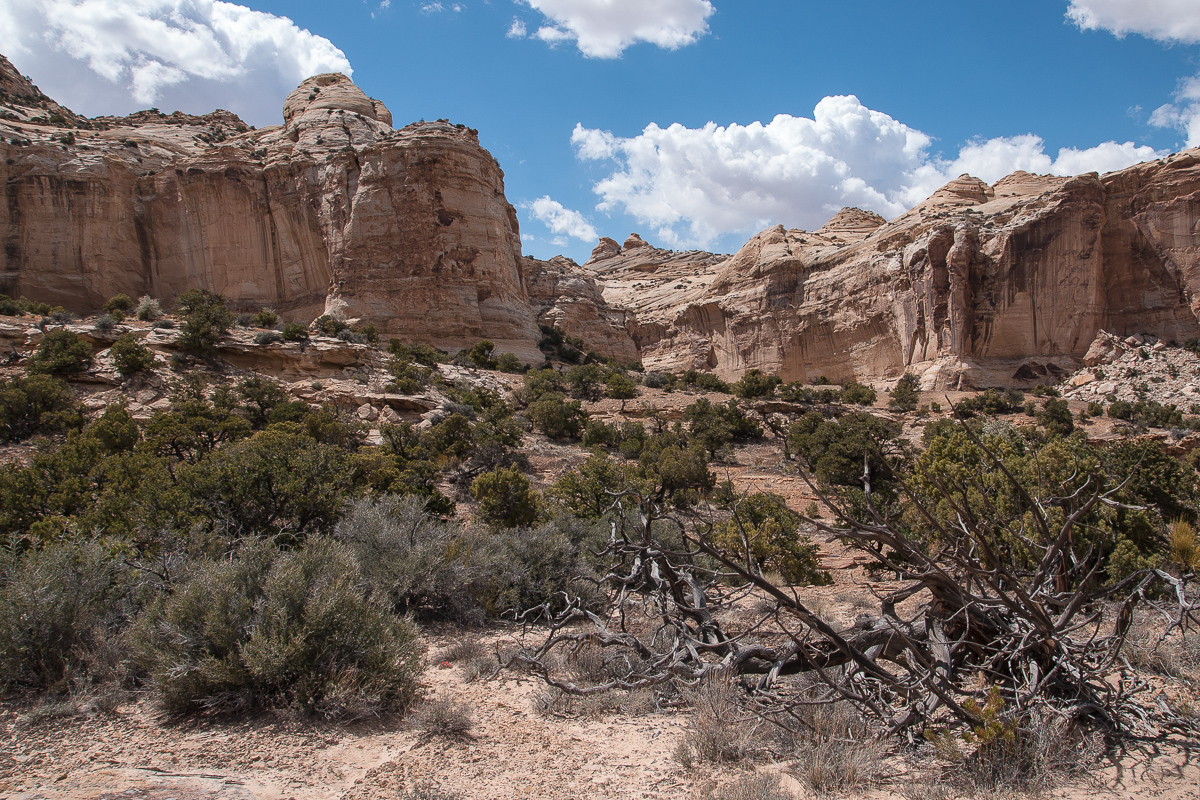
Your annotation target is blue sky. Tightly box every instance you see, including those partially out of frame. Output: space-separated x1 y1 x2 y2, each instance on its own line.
2 1 1199 262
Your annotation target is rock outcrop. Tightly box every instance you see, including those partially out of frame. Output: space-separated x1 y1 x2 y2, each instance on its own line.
9 51 1200 385
1 65 541 359
524 255 638 363
592 157 1200 387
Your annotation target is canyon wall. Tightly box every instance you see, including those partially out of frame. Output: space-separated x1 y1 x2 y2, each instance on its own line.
593 160 1200 387
6 51 1200 384
0 59 541 359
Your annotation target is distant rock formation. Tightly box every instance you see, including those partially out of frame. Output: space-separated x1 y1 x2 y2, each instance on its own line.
524 255 638 364
7 50 1200 384
588 160 1200 388
1 63 540 359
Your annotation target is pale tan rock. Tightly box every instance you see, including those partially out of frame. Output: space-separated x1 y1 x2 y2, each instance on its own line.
814 207 886 243
524 255 637 362
589 237 622 262
593 160 1200 387
1 65 541 359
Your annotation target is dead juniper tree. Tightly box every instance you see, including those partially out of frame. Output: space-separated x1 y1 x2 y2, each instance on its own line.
509 412 1199 743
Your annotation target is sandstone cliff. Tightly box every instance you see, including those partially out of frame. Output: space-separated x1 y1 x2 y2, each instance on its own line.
9 51 1200 385
523 255 639 364
1 63 541 359
591 158 1200 388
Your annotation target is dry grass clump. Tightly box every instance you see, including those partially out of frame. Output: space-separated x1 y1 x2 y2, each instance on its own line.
410 698 475 740
790 735 885 796
697 771 794 800
1124 613 1200 688
439 637 485 663
908 707 1101 798
773 695 885 795
675 677 768 766
1169 518 1200 571
438 637 495 683
532 686 657 719
398 780 462 800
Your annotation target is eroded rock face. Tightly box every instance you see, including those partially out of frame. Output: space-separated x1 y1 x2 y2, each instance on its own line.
0 66 540 358
590 158 1200 388
9 49 1200 386
524 255 638 363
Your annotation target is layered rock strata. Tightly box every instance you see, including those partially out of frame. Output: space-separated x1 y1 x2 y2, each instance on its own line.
8 50 1200 384
1 62 541 358
593 159 1200 388
523 255 639 363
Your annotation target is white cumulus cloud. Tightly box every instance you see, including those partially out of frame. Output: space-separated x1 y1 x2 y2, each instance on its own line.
1151 75 1200 147
507 18 528 38
1068 2 1200 146
0 0 352 126
527 196 599 242
517 0 715 58
1067 0 1200 44
573 96 1162 248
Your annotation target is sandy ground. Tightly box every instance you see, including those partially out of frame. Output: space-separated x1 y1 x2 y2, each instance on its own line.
5 577 1200 800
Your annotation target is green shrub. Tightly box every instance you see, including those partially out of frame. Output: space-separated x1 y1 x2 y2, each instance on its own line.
712 493 831 585
102 294 134 315
387 353 434 394
521 368 568 401
642 371 674 390
604 372 640 410
337 495 493 621
526 392 587 439
682 370 732 393
537 324 584 363
840 382 877 406
582 419 617 448
888 374 920 412
336 496 595 622
733 369 781 399
778 383 842 404
0 374 82 442
109 332 155 376
281 322 309 342
94 314 118 332
312 314 348 337
467 340 497 369
567 363 605 401
178 426 357 542
174 289 233 356
471 466 542 528
494 352 526 374
0 540 130 693
551 452 632 518
234 375 298 429
789 411 902 490
254 330 282 345
251 308 278 328
684 398 763 457
1107 400 1133 420
388 340 447 367
133 538 422 716
29 329 93 375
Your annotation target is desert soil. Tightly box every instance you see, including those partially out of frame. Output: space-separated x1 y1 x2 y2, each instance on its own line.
5 552 1200 800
